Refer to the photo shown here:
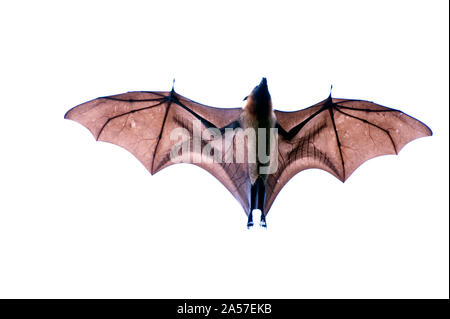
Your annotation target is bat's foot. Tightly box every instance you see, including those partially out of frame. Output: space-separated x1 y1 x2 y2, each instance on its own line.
247 213 254 229
260 215 267 228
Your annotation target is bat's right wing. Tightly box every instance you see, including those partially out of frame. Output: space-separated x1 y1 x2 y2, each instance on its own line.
65 91 251 214
265 97 432 214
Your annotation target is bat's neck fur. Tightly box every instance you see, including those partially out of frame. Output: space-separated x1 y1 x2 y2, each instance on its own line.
244 95 272 121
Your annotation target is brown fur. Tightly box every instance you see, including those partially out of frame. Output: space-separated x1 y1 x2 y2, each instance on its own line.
241 91 277 184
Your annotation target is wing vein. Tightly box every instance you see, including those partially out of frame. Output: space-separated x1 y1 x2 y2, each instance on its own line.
335 107 398 154
96 99 167 140
329 106 345 179
337 105 398 113
151 100 172 172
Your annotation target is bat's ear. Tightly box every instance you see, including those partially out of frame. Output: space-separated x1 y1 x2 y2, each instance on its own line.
243 95 248 101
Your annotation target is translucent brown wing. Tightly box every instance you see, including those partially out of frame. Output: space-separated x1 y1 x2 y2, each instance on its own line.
265 97 432 214
65 91 251 213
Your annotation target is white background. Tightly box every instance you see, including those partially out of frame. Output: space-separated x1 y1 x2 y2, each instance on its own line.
0 0 448 298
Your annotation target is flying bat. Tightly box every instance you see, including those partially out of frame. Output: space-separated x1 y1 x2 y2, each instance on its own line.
65 78 432 228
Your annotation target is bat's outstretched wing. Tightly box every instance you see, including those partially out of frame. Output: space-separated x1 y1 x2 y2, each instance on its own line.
65 91 251 213
265 97 432 214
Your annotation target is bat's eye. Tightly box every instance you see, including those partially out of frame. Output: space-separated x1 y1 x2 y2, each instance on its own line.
243 96 248 101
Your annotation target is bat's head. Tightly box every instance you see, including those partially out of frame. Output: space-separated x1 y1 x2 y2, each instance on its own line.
244 77 272 116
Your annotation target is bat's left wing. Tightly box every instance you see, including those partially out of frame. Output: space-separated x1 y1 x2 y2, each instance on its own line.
65 91 251 213
265 97 432 214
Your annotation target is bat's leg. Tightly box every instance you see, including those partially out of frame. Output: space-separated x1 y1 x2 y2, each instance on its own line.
256 177 267 228
248 182 258 228
249 177 267 228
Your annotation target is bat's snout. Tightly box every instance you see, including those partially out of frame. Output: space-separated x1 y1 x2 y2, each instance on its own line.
259 77 267 87
252 77 270 103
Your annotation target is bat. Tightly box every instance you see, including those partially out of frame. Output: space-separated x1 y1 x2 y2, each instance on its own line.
65 78 432 228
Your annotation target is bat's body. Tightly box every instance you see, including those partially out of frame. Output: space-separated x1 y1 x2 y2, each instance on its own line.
65 78 431 228
240 78 277 226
